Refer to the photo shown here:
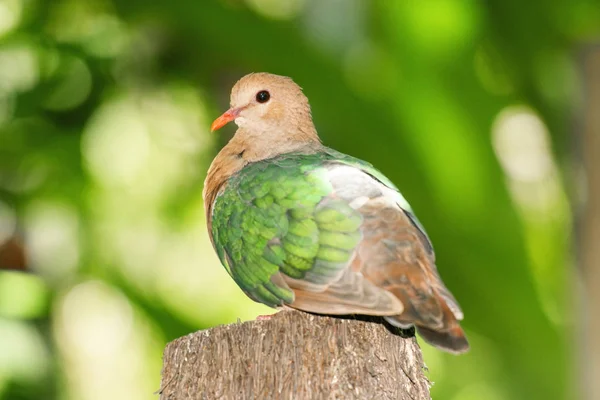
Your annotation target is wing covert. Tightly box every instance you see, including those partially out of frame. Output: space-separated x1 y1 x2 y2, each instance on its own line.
210 153 365 308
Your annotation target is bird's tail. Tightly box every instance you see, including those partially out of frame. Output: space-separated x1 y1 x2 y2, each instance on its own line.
415 323 469 354
385 295 469 354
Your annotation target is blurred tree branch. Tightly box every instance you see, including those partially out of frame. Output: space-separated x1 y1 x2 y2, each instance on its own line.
159 310 430 400
578 44 600 400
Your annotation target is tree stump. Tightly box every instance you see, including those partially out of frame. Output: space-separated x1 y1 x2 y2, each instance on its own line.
159 309 431 399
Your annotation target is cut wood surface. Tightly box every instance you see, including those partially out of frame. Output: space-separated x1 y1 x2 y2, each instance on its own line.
159 309 431 400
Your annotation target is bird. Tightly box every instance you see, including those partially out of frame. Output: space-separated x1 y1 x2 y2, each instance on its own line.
203 72 469 354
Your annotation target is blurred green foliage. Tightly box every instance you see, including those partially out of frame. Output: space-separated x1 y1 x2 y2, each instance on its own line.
0 0 597 399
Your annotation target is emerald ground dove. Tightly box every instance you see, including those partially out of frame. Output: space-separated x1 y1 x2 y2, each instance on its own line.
203 73 469 354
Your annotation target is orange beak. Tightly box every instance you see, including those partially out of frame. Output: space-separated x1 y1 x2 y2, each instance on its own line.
210 108 239 132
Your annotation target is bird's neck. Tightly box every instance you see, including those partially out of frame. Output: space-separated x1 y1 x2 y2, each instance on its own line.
203 127 322 223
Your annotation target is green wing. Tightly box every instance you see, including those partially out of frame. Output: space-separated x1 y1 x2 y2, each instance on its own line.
211 152 363 307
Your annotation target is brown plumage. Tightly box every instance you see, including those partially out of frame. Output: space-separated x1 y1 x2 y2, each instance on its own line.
204 72 469 354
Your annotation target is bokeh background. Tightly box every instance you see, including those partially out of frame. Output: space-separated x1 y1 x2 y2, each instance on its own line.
1 0 599 399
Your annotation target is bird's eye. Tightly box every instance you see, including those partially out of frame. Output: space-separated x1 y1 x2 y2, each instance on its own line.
256 90 270 103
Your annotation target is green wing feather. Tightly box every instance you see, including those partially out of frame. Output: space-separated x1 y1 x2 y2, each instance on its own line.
211 151 363 307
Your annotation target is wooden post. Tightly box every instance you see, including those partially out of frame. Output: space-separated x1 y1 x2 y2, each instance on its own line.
159 309 431 399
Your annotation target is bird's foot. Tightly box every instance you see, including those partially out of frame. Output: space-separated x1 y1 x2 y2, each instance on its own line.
256 313 276 321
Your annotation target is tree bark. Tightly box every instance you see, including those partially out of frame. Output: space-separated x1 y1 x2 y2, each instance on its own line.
159 309 431 400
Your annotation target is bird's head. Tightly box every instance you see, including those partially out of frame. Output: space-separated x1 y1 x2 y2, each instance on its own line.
211 73 319 147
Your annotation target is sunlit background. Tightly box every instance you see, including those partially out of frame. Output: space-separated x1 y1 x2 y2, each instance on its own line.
0 0 598 399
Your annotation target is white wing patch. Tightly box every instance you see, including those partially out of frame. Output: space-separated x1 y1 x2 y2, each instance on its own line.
325 164 412 211
348 196 370 209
